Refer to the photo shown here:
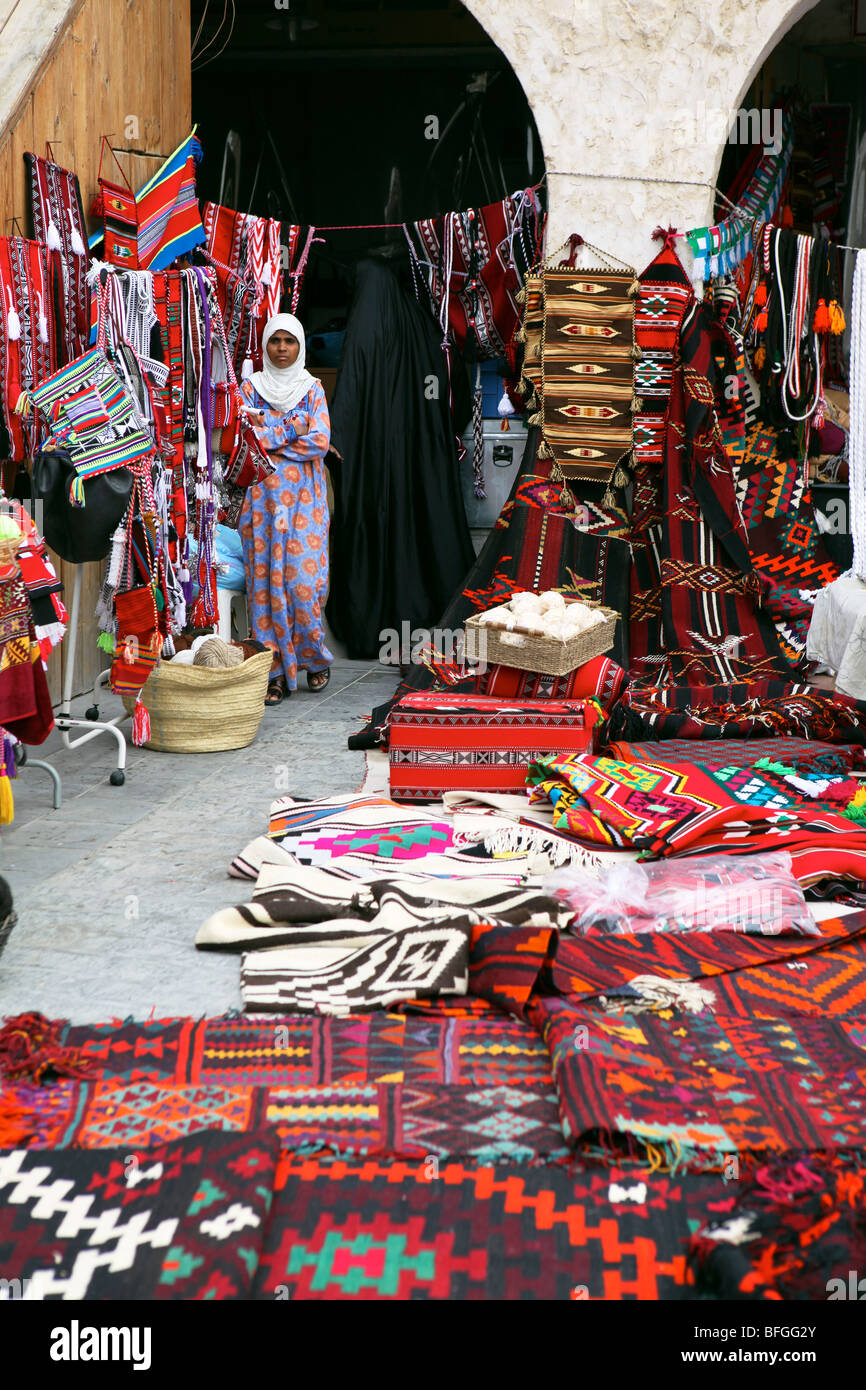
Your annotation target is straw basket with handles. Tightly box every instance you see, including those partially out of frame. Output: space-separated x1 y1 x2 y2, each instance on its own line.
121 649 273 752
464 597 619 678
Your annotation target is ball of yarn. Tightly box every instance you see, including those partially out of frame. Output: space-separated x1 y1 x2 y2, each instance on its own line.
192 637 244 668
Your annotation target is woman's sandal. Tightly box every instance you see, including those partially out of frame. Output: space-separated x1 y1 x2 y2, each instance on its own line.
307 668 331 693
266 680 290 705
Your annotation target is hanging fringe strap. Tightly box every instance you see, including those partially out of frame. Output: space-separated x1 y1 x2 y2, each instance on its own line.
131 695 151 748
13 391 31 415
68 474 86 507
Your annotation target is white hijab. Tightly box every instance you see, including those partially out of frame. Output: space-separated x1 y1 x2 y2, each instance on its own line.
249 313 317 414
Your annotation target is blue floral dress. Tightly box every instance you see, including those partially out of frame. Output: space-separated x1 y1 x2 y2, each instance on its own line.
238 378 333 690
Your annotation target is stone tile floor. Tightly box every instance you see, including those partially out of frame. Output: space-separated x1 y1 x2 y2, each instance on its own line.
0 659 398 1023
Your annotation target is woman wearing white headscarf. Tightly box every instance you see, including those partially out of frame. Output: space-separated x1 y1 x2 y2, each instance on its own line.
239 313 333 702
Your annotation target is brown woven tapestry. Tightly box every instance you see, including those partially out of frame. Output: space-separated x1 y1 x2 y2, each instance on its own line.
518 246 639 493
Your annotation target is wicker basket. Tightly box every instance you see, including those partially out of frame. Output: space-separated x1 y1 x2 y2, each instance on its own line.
121 649 273 752
464 598 619 677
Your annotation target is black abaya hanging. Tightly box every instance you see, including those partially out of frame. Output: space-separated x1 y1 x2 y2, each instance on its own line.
326 259 475 660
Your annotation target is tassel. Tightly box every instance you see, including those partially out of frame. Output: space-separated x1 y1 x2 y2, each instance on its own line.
631 396 643 413
828 300 845 335
68 213 86 257
755 308 768 332
601 487 616 507
754 344 766 369
0 1011 93 1082
46 220 62 251
537 439 554 459
813 298 830 333
527 411 543 426
6 308 21 341
0 773 13 826
107 525 127 589
753 282 767 307
781 205 794 228
613 466 630 489
241 355 254 379
651 226 679 250
260 264 272 287
515 287 527 304
497 386 515 417
36 293 48 344
96 631 116 655
68 475 86 508
630 345 643 360
131 696 151 748
500 417 510 432
513 326 527 344
627 278 641 298
13 391 30 415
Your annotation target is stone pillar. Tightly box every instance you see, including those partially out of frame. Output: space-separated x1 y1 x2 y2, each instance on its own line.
464 0 820 278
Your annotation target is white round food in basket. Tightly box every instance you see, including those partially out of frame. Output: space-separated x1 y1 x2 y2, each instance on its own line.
478 605 515 628
510 591 543 614
539 590 566 612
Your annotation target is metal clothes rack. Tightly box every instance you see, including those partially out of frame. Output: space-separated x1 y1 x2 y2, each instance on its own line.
53 564 128 786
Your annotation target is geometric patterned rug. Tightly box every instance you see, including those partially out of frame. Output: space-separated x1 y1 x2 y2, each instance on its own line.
252 1156 735 1300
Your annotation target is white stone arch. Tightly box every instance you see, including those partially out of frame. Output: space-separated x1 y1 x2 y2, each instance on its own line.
462 0 821 275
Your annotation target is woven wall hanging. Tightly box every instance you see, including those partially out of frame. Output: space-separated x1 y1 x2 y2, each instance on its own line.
516 237 640 503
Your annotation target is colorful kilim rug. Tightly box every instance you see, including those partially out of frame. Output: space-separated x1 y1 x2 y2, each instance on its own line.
520 265 637 486
537 996 866 1171
0 1078 568 1165
604 737 865 776
527 751 866 858
0 1130 280 1299
251 1156 733 1300
135 130 205 271
659 299 791 684
0 237 58 461
25 152 91 362
734 422 841 662
689 1149 866 1300
628 241 694 665
58 1013 553 1089
29 347 155 484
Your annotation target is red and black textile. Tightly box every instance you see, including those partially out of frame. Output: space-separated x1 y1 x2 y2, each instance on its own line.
548 909 866 1004
0 1130 280 1299
734 422 840 663
25 152 91 364
628 240 693 667
0 237 59 461
94 179 140 268
693 934 866 1020
468 922 557 1020
688 1150 866 1300
404 188 545 359
480 652 627 709
252 1155 732 1300
659 298 792 684
536 995 866 1171
607 669 866 744
604 736 865 775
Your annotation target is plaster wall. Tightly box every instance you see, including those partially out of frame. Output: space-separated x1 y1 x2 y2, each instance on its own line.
464 0 823 278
